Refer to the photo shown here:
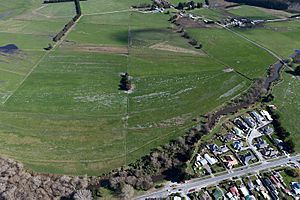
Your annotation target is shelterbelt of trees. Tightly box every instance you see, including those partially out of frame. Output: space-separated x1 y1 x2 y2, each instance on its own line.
225 0 300 10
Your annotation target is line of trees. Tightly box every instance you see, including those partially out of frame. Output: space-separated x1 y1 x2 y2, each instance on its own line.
53 4 81 42
104 126 209 198
176 1 203 10
225 0 289 10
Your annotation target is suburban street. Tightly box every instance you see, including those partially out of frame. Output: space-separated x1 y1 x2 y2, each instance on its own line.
135 154 300 200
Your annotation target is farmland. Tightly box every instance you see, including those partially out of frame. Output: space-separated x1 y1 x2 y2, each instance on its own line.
272 72 300 152
0 0 298 176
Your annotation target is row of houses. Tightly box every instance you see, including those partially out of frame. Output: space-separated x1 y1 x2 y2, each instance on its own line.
185 168 299 200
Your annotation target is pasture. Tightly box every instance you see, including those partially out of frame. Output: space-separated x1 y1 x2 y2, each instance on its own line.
0 0 287 175
227 5 276 20
234 20 300 58
273 72 300 152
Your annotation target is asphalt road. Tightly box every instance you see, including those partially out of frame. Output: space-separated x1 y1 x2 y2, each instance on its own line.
135 154 300 200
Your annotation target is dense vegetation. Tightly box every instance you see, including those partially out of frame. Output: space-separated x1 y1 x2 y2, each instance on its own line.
225 0 297 10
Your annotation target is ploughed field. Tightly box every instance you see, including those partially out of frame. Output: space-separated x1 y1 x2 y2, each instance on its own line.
0 0 297 175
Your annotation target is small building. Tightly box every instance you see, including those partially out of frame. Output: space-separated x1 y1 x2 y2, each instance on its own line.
232 140 243 151
204 153 218 165
212 188 223 200
226 192 233 199
240 185 249 196
232 127 245 138
241 152 255 164
261 126 274 135
230 186 240 197
243 116 256 128
209 144 219 153
247 180 255 190
250 111 264 124
274 138 284 150
291 182 300 195
256 138 268 149
234 118 249 132
219 145 229 154
245 195 256 200
261 147 278 158
223 155 238 168
260 110 273 121
173 196 182 200
196 154 208 166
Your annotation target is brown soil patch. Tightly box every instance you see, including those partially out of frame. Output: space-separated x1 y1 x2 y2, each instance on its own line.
209 0 237 8
150 42 204 55
76 46 128 54
64 44 128 55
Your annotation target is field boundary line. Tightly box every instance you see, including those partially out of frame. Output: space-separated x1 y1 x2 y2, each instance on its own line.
83 9 134 16
2 15 83 105
218 23 300 81
0 68 25 76
2 52 50 105
217 23 284 61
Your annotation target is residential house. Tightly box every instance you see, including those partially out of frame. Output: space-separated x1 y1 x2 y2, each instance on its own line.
223 133 234 142
260 110 273 121
243 116 256 128
232 140 243 151
247 180 255 191
173 196 182 200
241 152 255 164
240 185 249 196
250 111 264 124
291 182 300 195
274 138 284 150
230 186 240 197
234 118 249 132
209 144 219 153
261 147 278 158
263 178 279 199
204 153 218 165
196 154 209 165
256 138 268 149
219 145 229 154
245 195 256 200
212 188 223 200
261 126 274 135
223 155 238 168
232 127 246 138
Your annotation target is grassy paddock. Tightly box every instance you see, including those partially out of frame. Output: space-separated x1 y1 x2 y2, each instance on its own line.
0 0 286 175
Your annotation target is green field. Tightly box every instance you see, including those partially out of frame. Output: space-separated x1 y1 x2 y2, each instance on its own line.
234 21 300 58
227 5 276 20
0 0 289 175
273 72 300 152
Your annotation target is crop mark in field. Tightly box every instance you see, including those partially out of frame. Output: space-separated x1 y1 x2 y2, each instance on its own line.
149 42 204 55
